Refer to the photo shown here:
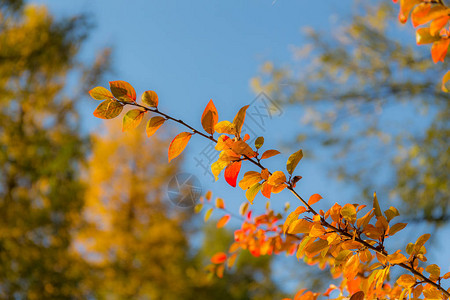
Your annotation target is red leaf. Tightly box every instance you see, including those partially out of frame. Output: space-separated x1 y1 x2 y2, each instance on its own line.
224 161 242 187
217 215 231 228
211 252 227 264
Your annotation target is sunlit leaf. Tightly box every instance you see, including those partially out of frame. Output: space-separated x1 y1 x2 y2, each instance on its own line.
233 105 249 137
411 4 450 27
194 203 203 214
109 80 136 102
416 27 441 45
217 215 230 228
430 16 450 36
341 203 357 224
204 208 213 222
239 171 262 190
397 274 416 287
168 132 193 162
246 182 262 204
261 182 272 199
216 197 225 209
260 149 280 160
89 86 113 100
146 116 166 137
141 90 158 107
425 264 440 277
255 136 264 149
296 236 313 260
288 219 312 234
431 39 450 63
93 99 123 119
373 192 382 218
211 252 227 264
267 171 286 186
413 233 431 253
308 194 322 206
214 120 236 135
286 149 303 175
441 70 450 92
387 250 407 264
201 99 219 135
122 109 145 132
239 202 249 215
224 161 242 187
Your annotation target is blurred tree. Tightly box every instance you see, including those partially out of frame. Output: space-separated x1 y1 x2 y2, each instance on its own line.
0 2 109 299
80 120 287 299
252 2 449 224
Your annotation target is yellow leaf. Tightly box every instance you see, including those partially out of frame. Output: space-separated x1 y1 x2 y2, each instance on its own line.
245 182 262 204
389 222 407 236
204 208 213 222
384 206 399 222
232 105 249 137
93 99 124 119
305 239 328 258
216 198 225 209
267 171 286 186
214 121 236 135
341 203 357 224
287 219 312 234
373 192 382 218
168 132 192 162
260 149 280 160
286 149 303 175
146 116 166 137
201 99 219 135
387 250 407 264
239 202 249 215
89 86 113 100
194 203 203 214
397 274 416 288
109 80 136 102
141 90 158 107
255 136 264 149
238 171 262 190
425 264 440 277
442 70 450 92
413 233 430 254
296 236 313 260
122 109 145 132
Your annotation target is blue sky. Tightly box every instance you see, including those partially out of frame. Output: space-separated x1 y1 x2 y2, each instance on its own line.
29 0 450 293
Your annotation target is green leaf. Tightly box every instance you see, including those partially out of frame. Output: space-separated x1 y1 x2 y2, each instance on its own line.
109 80 136 102
233 105 249 137
146 116 166 137
245 182 262 204
93 99 123 119
286 149 303 175
141 90 159 107
89 86 113 100
122 109 145 132
255 136 264 149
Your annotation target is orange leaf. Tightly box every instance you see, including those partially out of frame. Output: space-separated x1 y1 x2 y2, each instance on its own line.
308 194 322 206
201 99 219 135
122 109 145 132
388 222 407 236
109 80 136 102
93 99 123 119
224 161 242 187
397 274 416 287
430 15 450 36
141 90 158 107
286 149 303 175
216 197 225 209
239 171 262 190
217 214 230 228
211 252 227 264
441 70 450 92
267 171 286 186
387 250 407 264
168 132 192 162
233 105 249 137
431 39 450 63
146 116 166 137
260 149 280 160
261 182 272 199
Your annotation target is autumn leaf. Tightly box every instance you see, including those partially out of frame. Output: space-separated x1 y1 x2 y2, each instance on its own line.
146 116 166 137
224 161 242 187
239 202 249 215
141 90 158 107
109 80 136 102
373 192 382 218
286 149 303 175
233 105 249 137
245 182 262 204
122 109 145 132
204 208 213 222
267 171 286 186
168 132 193 162
416 27 441 45
239 171 262 190
201 99 219 135
431 39 450 63
89 86 113 100
308 194 322 206
216 197 225 209
93 99 123 119
341 204 357 224
214 120 237 135
350 291 365 300
430 15 450 36
217 215 230 228
397 274 416 287
441 70 450 92
211 252 227 264
261 182 272 199
255 136 264 149
260 149 280 160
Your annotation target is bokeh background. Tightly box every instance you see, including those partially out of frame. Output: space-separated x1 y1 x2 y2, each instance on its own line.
0 0 448 298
